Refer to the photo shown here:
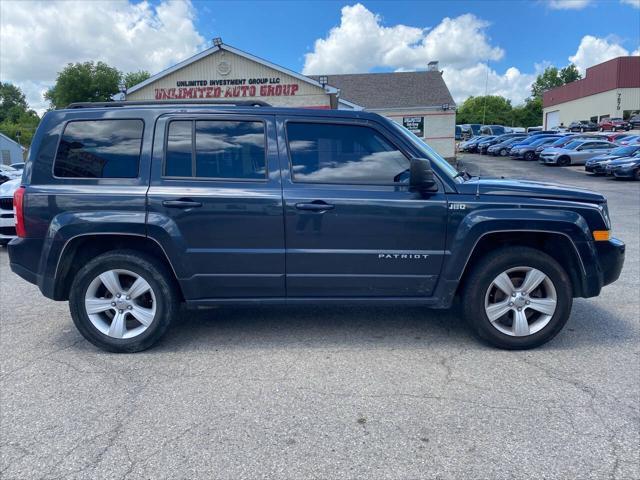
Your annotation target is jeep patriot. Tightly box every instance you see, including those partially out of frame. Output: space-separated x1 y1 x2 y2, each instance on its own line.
8 101 625 352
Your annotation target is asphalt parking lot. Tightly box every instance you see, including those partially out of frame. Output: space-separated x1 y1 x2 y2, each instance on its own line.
1 154 638 480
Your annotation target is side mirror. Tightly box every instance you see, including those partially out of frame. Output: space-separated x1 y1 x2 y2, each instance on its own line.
409 158 438 194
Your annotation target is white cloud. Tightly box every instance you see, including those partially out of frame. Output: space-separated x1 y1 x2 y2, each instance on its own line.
620 0 640 8
569 35 634 73
303 3 535 105
443 64 537 106
302 4 503 74
0 0 205 112
547 0 592 9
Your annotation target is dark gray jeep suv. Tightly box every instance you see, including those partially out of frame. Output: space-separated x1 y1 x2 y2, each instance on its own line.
8 101 625 352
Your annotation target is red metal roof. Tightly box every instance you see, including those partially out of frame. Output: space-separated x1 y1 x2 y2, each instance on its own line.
543 56 640 108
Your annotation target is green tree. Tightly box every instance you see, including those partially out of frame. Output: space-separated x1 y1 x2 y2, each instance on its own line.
123 70 151 89
559 64 581 84
456 95 514 125
512 97 543 129
531 64 582 99
1 82 29 123
0 83 40 146
45 61 121 109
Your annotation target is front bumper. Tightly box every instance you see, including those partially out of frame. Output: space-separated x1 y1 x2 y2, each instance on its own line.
612 166 638 178
596 238 625 288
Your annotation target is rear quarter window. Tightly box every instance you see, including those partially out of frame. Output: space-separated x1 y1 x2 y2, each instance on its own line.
53 119 144 178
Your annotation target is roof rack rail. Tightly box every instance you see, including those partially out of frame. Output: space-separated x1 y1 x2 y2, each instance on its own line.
66 99 271 109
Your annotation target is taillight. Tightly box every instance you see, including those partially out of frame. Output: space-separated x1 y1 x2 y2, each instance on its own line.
13 186 26 238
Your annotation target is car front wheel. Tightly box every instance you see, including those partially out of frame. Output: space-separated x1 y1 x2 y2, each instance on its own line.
69 250 178 352
462 247 572 349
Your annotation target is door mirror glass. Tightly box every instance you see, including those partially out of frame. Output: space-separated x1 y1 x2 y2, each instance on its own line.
409 158 438 194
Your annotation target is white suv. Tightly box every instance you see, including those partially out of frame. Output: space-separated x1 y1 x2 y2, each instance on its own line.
0 178 20 246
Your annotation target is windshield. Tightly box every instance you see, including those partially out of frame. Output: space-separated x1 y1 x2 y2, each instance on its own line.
389 121 461 182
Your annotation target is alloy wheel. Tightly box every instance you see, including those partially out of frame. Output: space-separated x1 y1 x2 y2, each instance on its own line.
484 266 557 337
84 269 157 339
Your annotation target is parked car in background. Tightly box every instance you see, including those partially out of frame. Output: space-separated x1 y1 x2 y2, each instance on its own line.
539 140 617 166
513 136 562 161
478 133 525 155
455 125 462 141
529 130 559 136
0 164 21 184
628 114 640 129
568 120 598 132
0 178 19 245
10 162 25 171
526 126 543 133
585 145 640 174
462 135 495 153
598 117 631 132
608 154 640 180
509 134 561 155
487 135 527 156
606 133 635 143
479 125 506 136
617 135 640 146
460 124 481 140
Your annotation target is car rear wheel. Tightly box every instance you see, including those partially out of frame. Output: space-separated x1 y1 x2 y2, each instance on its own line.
69 250 178 352
462 247 572 349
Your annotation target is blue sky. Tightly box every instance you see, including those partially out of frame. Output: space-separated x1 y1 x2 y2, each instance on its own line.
191 0 639 76
1 0 639 112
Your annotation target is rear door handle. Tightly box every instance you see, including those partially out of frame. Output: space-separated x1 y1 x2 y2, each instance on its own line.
295 202 335 212
162 199 202 208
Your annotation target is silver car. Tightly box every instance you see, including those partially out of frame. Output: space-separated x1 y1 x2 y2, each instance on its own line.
539 140 617 166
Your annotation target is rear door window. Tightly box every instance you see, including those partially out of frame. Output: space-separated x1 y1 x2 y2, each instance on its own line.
286 122 409 184
54 119 144 178
164 120 266 180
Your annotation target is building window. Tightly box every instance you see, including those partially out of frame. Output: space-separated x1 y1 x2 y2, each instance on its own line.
1 150 10 165
286 122 409 184
54 120 143 178
164 120 266 179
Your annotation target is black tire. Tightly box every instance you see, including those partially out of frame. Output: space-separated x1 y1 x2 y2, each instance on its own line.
461 247 572 350
524 151 535 161
500 148 508 157
69 250 179 353
558 156 571 166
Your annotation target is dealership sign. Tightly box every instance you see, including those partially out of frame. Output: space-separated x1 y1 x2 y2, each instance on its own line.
403 116 424 136
154 77 301 100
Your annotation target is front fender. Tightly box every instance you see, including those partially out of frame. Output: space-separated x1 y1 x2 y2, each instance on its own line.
443 207 593 282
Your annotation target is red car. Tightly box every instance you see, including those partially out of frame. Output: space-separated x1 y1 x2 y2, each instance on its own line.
598 117 631 132
606 132 635 143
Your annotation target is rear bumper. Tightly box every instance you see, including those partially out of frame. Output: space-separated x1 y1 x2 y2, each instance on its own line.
8 237 56 298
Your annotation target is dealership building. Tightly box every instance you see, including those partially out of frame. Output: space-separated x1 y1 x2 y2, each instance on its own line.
123 40 456 158
543 56 640 129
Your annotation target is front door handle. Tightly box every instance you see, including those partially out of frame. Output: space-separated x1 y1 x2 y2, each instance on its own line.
162 199 203 208
295 201 335 212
